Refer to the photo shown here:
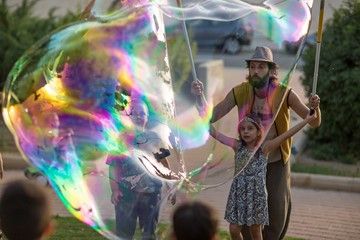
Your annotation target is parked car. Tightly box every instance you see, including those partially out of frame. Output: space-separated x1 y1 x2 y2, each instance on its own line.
284 32 317 54
185 19 254 54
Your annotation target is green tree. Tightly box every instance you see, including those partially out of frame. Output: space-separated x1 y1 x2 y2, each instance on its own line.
166 25 197 93
0 0 79 89
301 0 360 163
0 0 195 94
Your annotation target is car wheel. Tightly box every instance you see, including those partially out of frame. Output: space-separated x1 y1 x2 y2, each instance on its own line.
222 37 242 54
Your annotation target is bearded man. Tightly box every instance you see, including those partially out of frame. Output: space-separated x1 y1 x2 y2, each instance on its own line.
191 46 321 239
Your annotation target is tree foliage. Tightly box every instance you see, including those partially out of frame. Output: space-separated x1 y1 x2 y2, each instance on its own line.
301 0 360 163
166 25 197 92
0 0 194 97
0 0 79 89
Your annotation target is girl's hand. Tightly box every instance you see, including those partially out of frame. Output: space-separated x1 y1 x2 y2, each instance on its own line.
306 111 317 122
111 189 123 205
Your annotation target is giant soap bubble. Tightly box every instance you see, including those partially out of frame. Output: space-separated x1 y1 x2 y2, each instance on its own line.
1 0 313 239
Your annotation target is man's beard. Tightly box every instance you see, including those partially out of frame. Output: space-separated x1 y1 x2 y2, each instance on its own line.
249 73 269 89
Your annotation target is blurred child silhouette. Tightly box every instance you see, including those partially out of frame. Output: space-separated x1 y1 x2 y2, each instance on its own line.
0 180 55 240
171 201 219 240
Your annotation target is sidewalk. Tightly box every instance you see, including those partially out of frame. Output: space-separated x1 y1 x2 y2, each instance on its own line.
1 166 360 240
196 180 360 240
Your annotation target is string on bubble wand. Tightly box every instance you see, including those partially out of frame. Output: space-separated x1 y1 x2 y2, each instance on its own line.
173 0 250 190
172 0 206 180
311 0 325 115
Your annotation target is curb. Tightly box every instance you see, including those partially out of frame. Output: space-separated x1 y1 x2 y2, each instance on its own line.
2 151 360 193
1 152 29 169
290 136 360 193
289 127 360 193
291 172 360 193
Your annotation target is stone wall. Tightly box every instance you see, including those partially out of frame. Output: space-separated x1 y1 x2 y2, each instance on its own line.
195 59 224 100
174 59 224 114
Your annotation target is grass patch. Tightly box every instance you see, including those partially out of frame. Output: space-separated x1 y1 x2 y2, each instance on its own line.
291 150 360 178
1 216 106 240
47 217 106 239
1 216 303 240
291 162 360 178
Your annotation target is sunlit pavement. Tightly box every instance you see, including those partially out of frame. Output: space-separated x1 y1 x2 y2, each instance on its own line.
180 180 360 240
1 169 360 240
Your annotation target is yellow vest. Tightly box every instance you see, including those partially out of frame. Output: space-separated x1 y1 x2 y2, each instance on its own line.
233 81 292 165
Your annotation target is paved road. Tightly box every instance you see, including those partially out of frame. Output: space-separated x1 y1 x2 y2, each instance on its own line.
1 170 359 240
195 30 306 70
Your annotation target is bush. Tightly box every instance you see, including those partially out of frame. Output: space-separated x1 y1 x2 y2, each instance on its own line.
0 0 195 94
0 0 79 89
166 24 197 92
301 0 360 163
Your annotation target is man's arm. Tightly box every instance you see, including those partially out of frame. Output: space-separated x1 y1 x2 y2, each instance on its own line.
211 90 237 123
288 90 321 127
191 81 236 122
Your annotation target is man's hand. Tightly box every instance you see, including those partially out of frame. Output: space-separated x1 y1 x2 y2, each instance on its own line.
191 80 204 96
111 189 123 205
191 80 209 115
309 94 320 110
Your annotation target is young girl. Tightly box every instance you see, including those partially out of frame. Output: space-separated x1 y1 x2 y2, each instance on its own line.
210 112 316 240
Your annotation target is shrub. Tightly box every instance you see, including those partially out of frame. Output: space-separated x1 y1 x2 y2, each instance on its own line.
301 0 360 163
166 24 197 92
0 0 79 89
0 0 195 95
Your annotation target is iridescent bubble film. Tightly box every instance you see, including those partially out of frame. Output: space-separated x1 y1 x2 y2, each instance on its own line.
2 0 313 239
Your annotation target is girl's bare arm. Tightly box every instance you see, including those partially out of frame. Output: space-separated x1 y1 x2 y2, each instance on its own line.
262 112 317 156
209 125 237 151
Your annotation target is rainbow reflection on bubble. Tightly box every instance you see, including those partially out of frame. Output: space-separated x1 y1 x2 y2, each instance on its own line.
155 0 313 44
1 0 313 239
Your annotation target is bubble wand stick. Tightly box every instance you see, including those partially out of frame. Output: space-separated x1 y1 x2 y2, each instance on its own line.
311 0 325 114
175 0 205 108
